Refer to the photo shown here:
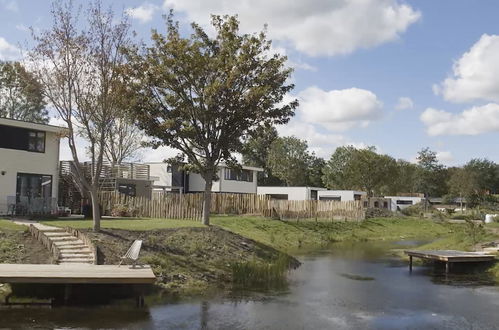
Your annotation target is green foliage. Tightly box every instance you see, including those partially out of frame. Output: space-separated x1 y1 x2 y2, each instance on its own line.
241 125 283 185
413 147 449 197
124 14 296 185
41 218 205 230
0 61 47 123
266 136 311 186
365 208 393 219
322 146 397 196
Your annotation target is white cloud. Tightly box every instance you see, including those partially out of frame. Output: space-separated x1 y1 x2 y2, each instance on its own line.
436 151 454 165
1 0 18 12
277 120 369 159
0 37 21 60
395 96 414 110
420 103 499 136
437 34 499 103
297 86 383 131
126 3 158 24
163 0 421 56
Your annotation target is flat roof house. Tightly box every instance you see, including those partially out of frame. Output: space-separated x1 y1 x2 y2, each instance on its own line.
0 117 67 215
384 195 425 211
317 190 366 201
257 186 327 200
147 162 263 194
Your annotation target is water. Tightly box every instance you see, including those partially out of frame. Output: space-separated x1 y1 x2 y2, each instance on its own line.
2 241 499 329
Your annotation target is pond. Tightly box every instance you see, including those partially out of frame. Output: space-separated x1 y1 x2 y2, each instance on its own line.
2 241 499 329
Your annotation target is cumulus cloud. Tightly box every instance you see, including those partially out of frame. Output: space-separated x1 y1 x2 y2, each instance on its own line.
436 151 454 164
1 0 18 12
395 96 414 110
0 37 21 60
436 34 499 103
163 0 421 56
420 103 499 136
126 3 158 23
297 86 383 131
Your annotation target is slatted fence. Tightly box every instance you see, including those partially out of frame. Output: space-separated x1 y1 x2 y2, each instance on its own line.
99 191 365 221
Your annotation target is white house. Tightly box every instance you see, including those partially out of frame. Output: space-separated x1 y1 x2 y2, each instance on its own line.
0 118 67 215
317 190 366 202
257 186 326 200
384 195 425 211
147 162 263 194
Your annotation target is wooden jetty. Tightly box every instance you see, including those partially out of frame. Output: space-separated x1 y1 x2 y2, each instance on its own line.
404 250 496 273
0 264 156 284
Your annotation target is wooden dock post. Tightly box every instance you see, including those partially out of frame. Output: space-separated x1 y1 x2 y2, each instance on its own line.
409 256 413 273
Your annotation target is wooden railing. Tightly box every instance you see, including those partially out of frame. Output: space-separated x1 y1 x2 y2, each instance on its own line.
99 191 366 221
29 224 60 263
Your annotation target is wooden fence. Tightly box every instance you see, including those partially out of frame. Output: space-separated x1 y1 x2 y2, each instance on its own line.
99 191 365 221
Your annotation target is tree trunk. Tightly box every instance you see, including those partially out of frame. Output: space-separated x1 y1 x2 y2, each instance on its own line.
89 188 101 232
202 176 213 226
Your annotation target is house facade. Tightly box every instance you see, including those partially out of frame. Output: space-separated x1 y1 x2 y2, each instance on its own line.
0 118 67 215
257 186 327 200
317 190 366 201
148 162 262 194
384 195 425 211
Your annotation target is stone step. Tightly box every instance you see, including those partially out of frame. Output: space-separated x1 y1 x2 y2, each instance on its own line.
58 258 94 263
50 236 82 242
58 247 92 252
44 232 73 237
38 228 66 232
58 261 94 265
59 251 94 257
59 255 94 261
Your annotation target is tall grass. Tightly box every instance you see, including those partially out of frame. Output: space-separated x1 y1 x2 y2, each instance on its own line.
231 253 291 289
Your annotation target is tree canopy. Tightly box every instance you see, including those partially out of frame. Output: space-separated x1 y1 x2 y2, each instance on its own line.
123 14 297 224
0 61 47 123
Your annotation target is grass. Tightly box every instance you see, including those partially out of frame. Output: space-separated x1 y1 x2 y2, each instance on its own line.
0 219 26 231
41 216 452 252
41 218 205 230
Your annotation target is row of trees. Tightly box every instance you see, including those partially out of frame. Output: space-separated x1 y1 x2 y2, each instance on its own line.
242 129 499 207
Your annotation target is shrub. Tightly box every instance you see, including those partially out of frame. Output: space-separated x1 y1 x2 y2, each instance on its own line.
365 208 392 219
110 204 138 217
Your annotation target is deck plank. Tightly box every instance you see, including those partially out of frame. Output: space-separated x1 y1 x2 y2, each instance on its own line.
0 264 156 284
405 250 496 263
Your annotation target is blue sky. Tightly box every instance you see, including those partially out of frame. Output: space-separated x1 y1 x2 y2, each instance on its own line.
2 0 499 166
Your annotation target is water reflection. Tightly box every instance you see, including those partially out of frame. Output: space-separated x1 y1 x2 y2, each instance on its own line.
1 241 499 329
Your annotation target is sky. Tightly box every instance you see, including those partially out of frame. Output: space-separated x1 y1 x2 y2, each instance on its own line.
1 0 499 166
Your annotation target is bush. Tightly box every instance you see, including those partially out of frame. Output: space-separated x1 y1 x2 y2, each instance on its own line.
365 208 392 219
110 204 138 217
400 202 426 217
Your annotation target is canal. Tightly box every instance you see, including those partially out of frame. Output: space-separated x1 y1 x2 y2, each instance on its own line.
1 241 499 329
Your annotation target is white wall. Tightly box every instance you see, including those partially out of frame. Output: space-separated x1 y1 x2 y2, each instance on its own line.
0 131 61 214
148 162 172 189
384 196 424 211
257 186 326 200
317 190 366 201
189 168 258 194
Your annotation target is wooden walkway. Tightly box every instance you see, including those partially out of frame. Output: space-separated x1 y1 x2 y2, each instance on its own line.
405 250 496 273
0 264 156 284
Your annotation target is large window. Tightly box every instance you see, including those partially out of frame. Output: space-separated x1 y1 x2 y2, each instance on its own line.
0 124 46 153
118 183 136 197
396 200 413 205
224 168 253 182
16 173 52 200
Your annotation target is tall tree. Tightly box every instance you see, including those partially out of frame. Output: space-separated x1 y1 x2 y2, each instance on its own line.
307 154 326 187
241 125 283 185
0 61 48 123
448 167 479 209
322 146 396 196
103 117 143 164
267 136 310 186
464 158 499 194
29 0 133 231
414 147 448 198
124 14 297 225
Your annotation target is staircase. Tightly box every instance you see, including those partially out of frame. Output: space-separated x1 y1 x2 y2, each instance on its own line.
29 223 95 264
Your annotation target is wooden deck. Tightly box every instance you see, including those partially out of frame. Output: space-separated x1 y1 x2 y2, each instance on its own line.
0 264 156 284
404 250 496 272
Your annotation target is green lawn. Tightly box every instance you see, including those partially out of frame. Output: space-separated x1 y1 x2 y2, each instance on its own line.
40 218 205 230
0 219 26 231
42 216 453 252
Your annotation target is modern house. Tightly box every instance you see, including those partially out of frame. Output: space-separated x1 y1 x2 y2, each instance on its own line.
384 195 425 211
0 117 67 215
147 162 263 194
59 161 154 212
317 190 366 201
257 186 327 200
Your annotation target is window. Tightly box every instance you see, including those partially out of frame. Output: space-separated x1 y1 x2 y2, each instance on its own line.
16 173 52 200
364 201 368 208
224 168 253 182
310 190 318 200
118 184 136 197
383 201 388 209
28 131 45 152
374 201 380 208
268 194 288 200
396 200 413 205
320 196 341 201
